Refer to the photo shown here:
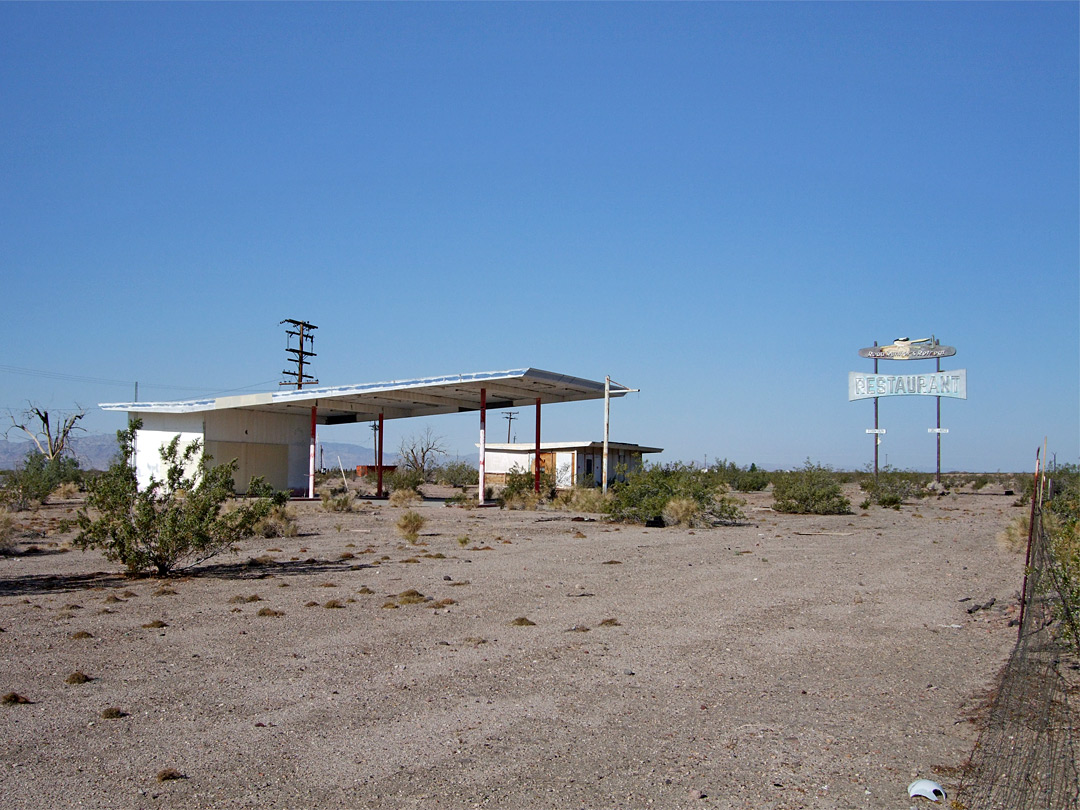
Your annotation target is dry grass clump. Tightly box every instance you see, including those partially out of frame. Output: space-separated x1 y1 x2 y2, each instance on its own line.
553 487 611 514
228 594 263 604
395 510 426 543
3 692 33 705
396 589 428 605
501 492 541 511
323 599 345 609
51 481 80 500
257 607 285 617
997 514 1031 553
142 620 168 629
255 504 299 538
156 768 185 782
662 496 702 527
598 617 621 627
510 616 536 626
321 492 354 513
154 587 179 597
66 671 93 684
100 706 126 719
0 508 18 553
389 489 421 508
70 630 94 640
357 586 375 595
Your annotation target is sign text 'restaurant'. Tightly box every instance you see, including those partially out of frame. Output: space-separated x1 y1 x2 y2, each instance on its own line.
848 370 967 401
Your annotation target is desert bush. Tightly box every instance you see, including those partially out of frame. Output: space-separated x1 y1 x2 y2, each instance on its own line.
606 463 744 526
859 466 927 509
712 459 771 492
75 420 273 576
395 510 426 543
1 452 82 510
388 488 421 508
387 468 424 494
433 460 478 489
772 460 851 515
499 464 555 505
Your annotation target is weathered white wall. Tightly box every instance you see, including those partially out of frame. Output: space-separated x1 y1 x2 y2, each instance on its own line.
134 412 205 491
132 410 310 494
205 410 309 493
485 450 533 475
555 451 574 488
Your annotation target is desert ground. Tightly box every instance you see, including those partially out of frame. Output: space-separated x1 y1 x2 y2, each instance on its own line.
0 484 1032 809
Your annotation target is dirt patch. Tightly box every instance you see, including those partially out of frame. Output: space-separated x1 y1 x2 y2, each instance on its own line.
0 488 1029 808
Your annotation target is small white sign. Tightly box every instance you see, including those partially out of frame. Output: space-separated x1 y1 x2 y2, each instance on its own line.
928 428 949 433
866 429 886 434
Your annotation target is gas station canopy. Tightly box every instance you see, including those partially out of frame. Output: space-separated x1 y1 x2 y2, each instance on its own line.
100 368 632 424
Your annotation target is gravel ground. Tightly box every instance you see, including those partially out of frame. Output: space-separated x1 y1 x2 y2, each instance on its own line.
0 485 1028 809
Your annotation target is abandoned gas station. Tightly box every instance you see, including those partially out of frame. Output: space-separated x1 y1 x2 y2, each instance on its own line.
100 368 652 503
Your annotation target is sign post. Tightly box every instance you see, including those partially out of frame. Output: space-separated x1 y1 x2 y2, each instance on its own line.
850 337 965 480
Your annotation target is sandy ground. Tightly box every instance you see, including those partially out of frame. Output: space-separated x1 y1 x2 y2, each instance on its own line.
0 485 1030 809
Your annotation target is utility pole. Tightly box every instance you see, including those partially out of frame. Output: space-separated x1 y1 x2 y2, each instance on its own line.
503 411 518 443
280 319 319 499
280 319 319 389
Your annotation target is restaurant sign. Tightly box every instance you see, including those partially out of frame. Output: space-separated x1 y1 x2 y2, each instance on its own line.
858 337 956 361
848 370 967 401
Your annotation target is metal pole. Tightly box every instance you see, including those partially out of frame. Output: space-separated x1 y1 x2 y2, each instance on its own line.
873 343 879 482
935 356 942 483
534 397 541 494
603 376 611 494
478 388 486 506
308 405 317 499
377 413 384 498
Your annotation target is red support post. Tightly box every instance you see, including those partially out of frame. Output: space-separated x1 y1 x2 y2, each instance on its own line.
377 413 384 498
534 397 541 494
479 388 486 506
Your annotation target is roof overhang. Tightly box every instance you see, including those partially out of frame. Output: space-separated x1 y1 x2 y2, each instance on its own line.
482 442 663 454
100 368 632 425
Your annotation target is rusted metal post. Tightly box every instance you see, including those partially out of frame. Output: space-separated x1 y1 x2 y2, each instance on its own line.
376 413 384 498
478 388 486 506
534 397 541 494
1018 449 1042 636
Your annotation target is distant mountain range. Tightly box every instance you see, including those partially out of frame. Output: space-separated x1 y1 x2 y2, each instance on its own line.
0 435 395 472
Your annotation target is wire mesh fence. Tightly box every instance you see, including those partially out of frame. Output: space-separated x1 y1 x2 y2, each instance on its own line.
955 471 1079 810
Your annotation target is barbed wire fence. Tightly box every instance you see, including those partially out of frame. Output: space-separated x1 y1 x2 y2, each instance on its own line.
955 467 1079 810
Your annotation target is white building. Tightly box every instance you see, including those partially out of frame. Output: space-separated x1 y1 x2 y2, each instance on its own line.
482 441 662 489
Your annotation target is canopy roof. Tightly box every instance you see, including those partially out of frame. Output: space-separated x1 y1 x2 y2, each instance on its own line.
100 368 631 425
483 441 663 454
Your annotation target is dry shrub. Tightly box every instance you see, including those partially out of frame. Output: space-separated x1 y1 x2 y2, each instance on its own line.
257 607 284 617
3 692 33 704
156 768 185 782
70 630 93 640
389 489 421 508
396 589 428 605
66 671 93 684
100 707 125 719
501 491 540 511
997 514 1031 553
321 492 353 513
395 510 426 543
255 504 298 538
142 620 168 629
662 496 702 527
510 616 536 626
0 508 17 554
554 487 611 514
51 481 80 500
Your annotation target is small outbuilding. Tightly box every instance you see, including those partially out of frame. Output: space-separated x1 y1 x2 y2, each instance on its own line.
482 441 662 489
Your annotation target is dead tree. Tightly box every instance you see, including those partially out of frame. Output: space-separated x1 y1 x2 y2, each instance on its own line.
6 405 86 460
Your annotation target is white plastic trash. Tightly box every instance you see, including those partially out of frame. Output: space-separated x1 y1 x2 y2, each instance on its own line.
908 779 947 802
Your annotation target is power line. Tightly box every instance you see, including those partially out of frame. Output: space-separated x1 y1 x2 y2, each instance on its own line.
0 364 279 397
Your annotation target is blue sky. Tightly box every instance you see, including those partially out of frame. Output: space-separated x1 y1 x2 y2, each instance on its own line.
2 2 1077 472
